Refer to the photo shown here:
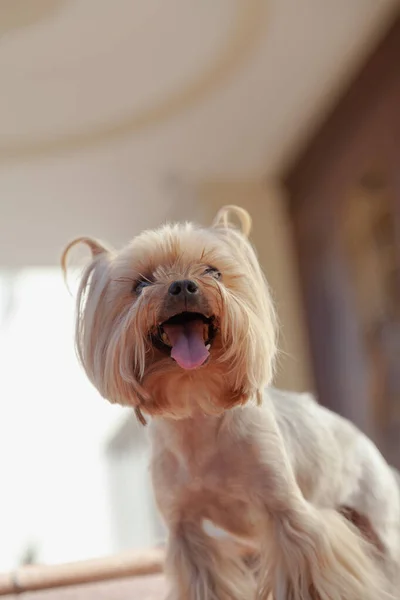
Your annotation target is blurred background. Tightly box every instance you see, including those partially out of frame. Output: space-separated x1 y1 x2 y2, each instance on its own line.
0 0 399 578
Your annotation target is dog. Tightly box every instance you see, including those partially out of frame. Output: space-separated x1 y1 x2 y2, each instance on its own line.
62 205 400 599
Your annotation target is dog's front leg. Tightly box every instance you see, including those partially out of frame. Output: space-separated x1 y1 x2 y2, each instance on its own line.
246 408 387 600
165 520 256 600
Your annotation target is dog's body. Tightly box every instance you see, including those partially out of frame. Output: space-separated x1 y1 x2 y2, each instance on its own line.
63 206 400 599
151 388 400 598
151 388 400 554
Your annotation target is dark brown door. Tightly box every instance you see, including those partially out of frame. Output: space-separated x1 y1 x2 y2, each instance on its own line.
284 15 400 466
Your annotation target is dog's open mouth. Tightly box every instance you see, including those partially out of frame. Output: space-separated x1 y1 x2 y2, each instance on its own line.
152 312 217 370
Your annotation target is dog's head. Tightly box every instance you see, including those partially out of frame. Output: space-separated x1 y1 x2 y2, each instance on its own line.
62 206 276 420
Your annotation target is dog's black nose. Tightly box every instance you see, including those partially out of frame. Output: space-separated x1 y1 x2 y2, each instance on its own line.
168 279 198 296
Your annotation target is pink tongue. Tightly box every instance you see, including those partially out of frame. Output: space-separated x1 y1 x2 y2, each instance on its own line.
163 320 209 370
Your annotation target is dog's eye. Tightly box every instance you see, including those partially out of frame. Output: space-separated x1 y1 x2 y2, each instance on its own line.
134 279 152 294
203 266 222 280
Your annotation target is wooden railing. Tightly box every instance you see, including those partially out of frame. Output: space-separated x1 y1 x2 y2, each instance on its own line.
0 541 253 595
0 548 164 595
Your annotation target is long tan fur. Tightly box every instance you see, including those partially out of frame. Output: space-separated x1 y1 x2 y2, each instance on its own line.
63 206 400 599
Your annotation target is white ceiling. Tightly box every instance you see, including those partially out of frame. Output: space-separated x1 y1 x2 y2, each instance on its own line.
0 0 397 266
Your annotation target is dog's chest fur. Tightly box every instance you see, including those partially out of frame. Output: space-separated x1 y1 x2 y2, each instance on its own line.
150 410 263 539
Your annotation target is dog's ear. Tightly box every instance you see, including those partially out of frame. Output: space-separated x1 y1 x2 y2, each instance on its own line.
61 237 109 274
60 237 149 426
61 237 112 291
212 205 252 238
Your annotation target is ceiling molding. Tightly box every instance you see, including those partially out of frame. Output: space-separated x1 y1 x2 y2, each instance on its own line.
0 0 267 164
0 0 65 36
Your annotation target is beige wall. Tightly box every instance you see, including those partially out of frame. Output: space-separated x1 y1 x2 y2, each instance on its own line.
171 180 314 393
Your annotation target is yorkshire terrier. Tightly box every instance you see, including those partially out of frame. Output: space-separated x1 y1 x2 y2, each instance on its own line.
62 206 400 599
